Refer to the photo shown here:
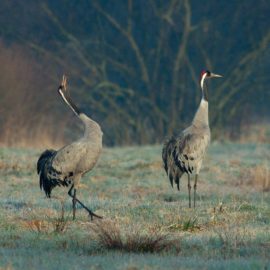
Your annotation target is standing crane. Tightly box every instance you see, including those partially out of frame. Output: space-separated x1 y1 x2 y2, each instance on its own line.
162 70 222 208
37 75 103 220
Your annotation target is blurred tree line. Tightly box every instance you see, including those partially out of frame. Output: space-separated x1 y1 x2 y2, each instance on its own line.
0 0 269 147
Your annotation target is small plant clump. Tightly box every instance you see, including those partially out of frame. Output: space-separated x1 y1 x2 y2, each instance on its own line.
89 220 180 253
241 164 270 191
250 164 270 191
26 201 70 234
213 225 251 259
167 216 201 232
0 264 13 270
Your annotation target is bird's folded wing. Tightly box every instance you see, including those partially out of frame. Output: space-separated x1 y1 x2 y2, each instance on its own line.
162 136 184 189
52 142 87 174
174 132 210 174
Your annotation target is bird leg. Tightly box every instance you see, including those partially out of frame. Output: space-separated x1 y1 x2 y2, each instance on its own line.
72 188 77 220
194 174 198 208
68 185 102 220
188 174 191 208
68 185 77 220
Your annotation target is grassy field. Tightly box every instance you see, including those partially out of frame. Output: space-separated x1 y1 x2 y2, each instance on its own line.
0 142 269 269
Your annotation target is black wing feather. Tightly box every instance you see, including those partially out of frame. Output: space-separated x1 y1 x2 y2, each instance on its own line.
162 136 184 190
37 149 67 197
173 133 195 175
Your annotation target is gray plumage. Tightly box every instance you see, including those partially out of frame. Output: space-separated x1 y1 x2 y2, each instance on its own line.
37 75 103 219
162 136 183 190
162 70 222 207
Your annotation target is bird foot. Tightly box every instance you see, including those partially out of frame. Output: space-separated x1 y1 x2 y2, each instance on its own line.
88 210 103 221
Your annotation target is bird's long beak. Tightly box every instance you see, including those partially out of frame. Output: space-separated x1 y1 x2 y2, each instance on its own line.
210 73 223 78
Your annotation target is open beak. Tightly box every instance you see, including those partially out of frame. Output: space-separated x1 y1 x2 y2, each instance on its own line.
210 73 223 78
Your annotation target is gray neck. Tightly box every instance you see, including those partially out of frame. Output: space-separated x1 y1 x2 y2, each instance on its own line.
193 74 209 127
202 83 208 102
192 99 209 127
79 113 103 141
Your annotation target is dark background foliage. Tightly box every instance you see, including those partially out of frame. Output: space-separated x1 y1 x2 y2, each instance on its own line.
0 0 269 146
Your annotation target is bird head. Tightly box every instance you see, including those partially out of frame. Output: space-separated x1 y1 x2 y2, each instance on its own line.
200 70 223 80
58 75 80 116
200 70 222 89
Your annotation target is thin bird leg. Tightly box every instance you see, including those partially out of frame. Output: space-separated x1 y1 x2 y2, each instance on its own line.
73 189 77 220
73 196 103 220
188 174 191 208
194 174 198 208
68 185 102 220
68 185 76 220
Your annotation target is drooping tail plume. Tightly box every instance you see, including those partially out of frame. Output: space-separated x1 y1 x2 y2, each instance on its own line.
162 136 183 190
37 149 66 197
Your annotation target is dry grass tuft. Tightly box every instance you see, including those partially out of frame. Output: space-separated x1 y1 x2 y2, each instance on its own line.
26 219 50 233
241 164 270 191
51 201 70 233
214 225 251 258
167 216 201 232
0 160 19 171
89 220 179 253
0 264 13 270
249 164 270 191
26 201 70 234
239 123 270 143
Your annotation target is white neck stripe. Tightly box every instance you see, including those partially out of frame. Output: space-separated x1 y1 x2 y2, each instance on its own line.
58 89 79 116
200 73 207 90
